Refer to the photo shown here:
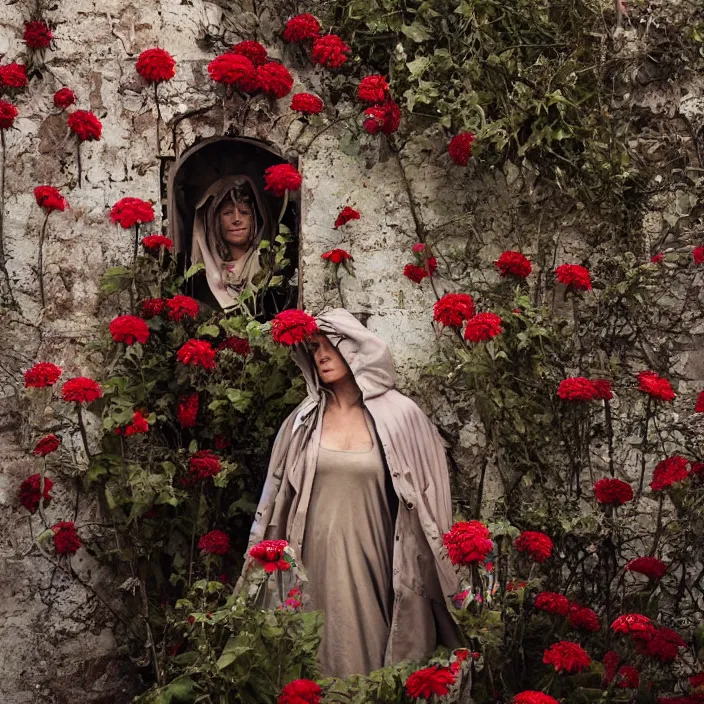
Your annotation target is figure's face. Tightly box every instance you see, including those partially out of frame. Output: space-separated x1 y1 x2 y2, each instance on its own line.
219 199 254 250
309 333 351 385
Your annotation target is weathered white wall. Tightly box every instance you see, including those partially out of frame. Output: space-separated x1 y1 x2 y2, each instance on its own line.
0 0 703 701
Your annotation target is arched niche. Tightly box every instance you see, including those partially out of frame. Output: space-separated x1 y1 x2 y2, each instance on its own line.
166 136 300 315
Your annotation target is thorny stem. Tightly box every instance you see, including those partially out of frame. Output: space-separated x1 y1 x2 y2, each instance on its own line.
38 211 49 307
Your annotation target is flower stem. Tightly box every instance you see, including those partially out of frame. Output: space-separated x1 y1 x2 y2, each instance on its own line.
0 130 16 310
38 211 49 307
637 397 652 497
76 137 82 188
154 83 162 154
76 405 92 462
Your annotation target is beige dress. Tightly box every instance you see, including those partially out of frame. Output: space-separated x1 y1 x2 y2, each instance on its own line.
301 409 395 678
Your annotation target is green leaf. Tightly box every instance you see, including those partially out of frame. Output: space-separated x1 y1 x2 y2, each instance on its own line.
154 676 199 703
184 263 205 280
407 55 431 79
401 21 431 42
196 324 220 338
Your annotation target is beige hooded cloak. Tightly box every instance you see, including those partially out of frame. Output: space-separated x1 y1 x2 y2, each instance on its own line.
246 309 461 671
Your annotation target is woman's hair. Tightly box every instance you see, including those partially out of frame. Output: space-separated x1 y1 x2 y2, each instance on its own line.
207 180 260 261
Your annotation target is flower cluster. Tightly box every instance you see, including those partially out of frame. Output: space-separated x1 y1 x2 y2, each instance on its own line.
257 62 294 98
291 93 324 115
54 88 76 110
24 362 62 388
362 97 401 135
514 530 553 563
115 410 149 437
434 293 475 328
136 48 176 83
448 132 475 166
555 263 592 291
208 54 256 89
177 393 199 428
141 234 173 252
249 539 290 572
0 63 28 89
638 370 676 402
333 206 360 229
109 315 150 345
34 185 68 212
231 40 268 66
282 14 321 43
177 340 217 370
19 474 54 514
217 336 251 356
0 100 19 129
625 556 668 581
278 679 322 704
321 248 352 265
568 604 601 632
67 110 102 141
52 521 82 555
358 75 389 103
24 20 53 50
166 295 200 322
495 250 532 278
594 477 633 505
535 592 570 617
405 665 456 699
33 434 61 457
650 455 689 491
443 521 493 565
264 163 302 197
271 309 318 346
542 640 591 673
198 530 230 555
140 298 166 318
557 377 613 402
110 198 155 229
311 34 350 69
61 377 103 404
464 312 503 343
188 450 222 481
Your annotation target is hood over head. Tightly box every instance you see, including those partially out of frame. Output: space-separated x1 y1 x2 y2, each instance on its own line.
291 308 396 402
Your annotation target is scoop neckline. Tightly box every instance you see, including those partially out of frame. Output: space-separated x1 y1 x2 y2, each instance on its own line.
319 444 374 454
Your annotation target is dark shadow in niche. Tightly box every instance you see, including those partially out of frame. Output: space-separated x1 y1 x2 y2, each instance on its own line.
166 136 300 321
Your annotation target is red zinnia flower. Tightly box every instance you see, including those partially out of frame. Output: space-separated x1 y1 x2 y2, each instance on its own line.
602 651 620 685
19 473 54 513
695 390 704 412
611 613 655 637
282 14 321 43
405 665 457 699
278 679 322 704
638 370 676 402
53 87 76 110
177 393 199 428
448 132 475 166
67 110 102 141
555 263 592 291
109 314 150 345
626 556 668 581
568 604 601 632
110 197 155 229
188 450 221 480
535 592 570 617
496 250 532 278
333 206 361 228
594 478 633 506
271 309 318 345
166 295 200 322
0 100 19 129
208 53 256 89
24 21 53 49
514 530 553 563
464 312 503 343
591 378 613 400
443 520 493 565
140 297 165 318
264 163 302 197
257 62 293 99
24 362 62 388
291 93 324 115
231 40 268 66
141 234 173 251
136 48 176 83
198 529 230 555
116 410 149 437
434 293 475 328
694 247 704 265
403 263 428 284
363 105 386 134
311 34 350 69
636 626 686 663
217 336 252 356
321 248 352 265
0 63 28 88
61 376 103 404
651 252 663 264
250 539 290 573
513 693 560 704
34 185 68 212
650 455 689 491
379 97 401 134
52 521 82 554
358 75 388 103
177 340 217 370
557 377 599 401
616 666 640 689
32 434 61 457
543 641 591 674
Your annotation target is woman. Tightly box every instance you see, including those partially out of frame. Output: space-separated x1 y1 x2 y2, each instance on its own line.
186 174 296 317
246 309 461 678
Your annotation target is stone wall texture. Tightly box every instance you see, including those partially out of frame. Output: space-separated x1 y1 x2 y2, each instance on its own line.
0 0 702 701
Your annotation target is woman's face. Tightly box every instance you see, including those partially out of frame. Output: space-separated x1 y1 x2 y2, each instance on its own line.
309 333 351 385
219 199 253 250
